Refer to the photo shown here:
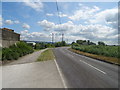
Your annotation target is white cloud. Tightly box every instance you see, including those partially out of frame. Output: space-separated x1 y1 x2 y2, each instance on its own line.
22 23 30 29
24 0 43 11
20 30 50 42
37 19 118 45
58 12 68 17
21 30 29 34
0 15 2 27
46 13 53 16
14 20 20 24
89 8 118 29
5 20 13 25
4 19 20 25
69 5 100 21
38 20 55 31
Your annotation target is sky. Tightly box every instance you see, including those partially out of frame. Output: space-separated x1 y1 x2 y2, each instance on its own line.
1 1 119 45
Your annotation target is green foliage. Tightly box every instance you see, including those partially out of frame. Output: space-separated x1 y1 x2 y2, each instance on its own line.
34 41 67 50
2 41 34 60
34 43 48 49
98 41 106 46
76 40 96 45
54 41 66 47
72 45 119 58
54 42 62 47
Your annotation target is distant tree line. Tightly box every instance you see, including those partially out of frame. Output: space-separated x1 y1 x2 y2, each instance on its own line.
30 41 68 50
71 40 106 46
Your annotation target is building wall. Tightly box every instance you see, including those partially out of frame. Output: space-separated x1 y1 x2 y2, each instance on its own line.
0 28 20 48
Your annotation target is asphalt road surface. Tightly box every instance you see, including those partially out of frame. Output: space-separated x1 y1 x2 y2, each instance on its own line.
53 47 119 88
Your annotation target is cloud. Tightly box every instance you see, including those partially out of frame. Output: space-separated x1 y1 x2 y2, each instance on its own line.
5 20 13 25
89 8 118 29
46 13 53 16
58 12 68 17
22 23 30 29
38 20 55 31
69 5 100 21
20 30 50 42
14 20 20 24
37 19 118 45
0 15 2 27
4 19 20 25
24 0 43 11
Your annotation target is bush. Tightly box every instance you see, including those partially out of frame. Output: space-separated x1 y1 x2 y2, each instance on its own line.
72 45 119 58
2 41 34 61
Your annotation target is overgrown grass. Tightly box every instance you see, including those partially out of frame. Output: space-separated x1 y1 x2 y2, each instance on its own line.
71 45 120 65
69 48 119 65
37 49 55 61
72 45 119 58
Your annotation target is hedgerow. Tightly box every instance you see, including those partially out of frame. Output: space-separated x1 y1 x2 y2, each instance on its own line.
72 45 119 58
2 41 34 60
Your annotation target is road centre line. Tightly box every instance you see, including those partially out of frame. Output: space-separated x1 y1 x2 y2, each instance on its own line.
66 49 106 74
80 60 107 74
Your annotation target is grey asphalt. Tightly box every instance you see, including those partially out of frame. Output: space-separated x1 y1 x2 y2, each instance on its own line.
2 60 64 88
53 47 119 88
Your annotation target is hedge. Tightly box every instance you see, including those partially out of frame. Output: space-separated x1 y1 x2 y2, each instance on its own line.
2 41 34 60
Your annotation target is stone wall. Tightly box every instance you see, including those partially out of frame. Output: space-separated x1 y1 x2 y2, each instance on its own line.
0 28 20 48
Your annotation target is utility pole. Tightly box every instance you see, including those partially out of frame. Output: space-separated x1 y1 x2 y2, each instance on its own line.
62 33 64 42
52 33 54 44
67 39 68 44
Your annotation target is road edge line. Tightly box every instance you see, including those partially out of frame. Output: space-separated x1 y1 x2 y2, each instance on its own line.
54 59 67 88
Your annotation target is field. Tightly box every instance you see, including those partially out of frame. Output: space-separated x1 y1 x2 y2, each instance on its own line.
72 45 119 58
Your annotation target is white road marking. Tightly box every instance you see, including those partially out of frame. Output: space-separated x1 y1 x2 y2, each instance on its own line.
80 60 106 74
54 59 67 88
67 49 107 74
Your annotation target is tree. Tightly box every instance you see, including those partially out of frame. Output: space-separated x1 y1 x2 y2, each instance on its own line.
61 41 66 46
71 42 75 45
34 43 40 49
76 40 87 45
39 42 46 49
98 41 106 46
54 42 61 47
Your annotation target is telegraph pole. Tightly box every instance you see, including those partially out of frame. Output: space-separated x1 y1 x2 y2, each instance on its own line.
52 33 54 44
62 33 64 42
67 39 68 44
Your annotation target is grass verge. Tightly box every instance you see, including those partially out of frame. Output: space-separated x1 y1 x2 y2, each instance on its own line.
37 49 55 61
69 48 120 65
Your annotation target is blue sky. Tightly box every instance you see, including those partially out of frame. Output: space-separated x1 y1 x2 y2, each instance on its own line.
1 1 118 44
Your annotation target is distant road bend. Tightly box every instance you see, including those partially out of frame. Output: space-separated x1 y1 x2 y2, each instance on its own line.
53 47 118 88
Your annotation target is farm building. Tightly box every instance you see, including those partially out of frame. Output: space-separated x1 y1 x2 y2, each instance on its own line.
0 28 20 48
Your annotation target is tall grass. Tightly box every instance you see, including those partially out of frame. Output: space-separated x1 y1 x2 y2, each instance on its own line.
72 45 119 58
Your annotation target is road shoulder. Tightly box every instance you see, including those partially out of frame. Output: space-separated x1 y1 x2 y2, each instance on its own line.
2 60 64 88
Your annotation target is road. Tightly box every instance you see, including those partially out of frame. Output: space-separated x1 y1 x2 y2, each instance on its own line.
53 47 119 88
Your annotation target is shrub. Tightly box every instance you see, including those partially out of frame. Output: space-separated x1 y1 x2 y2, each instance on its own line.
72 45 119 58
2 41 34 61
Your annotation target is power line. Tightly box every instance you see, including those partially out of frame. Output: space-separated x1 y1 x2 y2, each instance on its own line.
55 0 65 42
55 0 62 25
